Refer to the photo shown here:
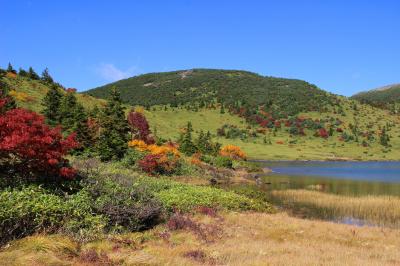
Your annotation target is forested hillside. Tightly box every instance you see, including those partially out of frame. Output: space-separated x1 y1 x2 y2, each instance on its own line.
85 69 336 117
352 84 400 112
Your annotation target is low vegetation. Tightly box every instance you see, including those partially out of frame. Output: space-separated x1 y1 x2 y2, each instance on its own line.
270 189 400 228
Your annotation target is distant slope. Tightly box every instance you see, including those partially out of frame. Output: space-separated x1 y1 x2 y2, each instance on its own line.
85 69 336 116
1 74 105 113
352 84 400 109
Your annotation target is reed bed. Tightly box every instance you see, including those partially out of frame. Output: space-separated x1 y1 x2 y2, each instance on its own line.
270 189 400 228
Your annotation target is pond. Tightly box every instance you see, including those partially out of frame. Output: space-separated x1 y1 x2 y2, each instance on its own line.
256 161 400 196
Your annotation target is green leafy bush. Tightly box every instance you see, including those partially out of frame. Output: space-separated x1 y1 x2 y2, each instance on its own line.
0 186 105 245
85 177 164 232
120 149 145 168
213 156 233 168
135 177 271 212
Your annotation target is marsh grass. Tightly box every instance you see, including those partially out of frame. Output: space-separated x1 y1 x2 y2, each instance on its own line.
2 212 400 265
270 189 400 228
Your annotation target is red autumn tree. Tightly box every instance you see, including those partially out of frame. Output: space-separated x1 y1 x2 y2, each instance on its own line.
0 105 78 180
127 110 154 144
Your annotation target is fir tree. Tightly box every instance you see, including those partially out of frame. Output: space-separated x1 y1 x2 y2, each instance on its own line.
0 80 17 113
28 67 40 80
7 63 16 74
179 121 197 155
18 68 28 77
220 104 225 114
41 85 63 125
97 87 129 161
72 104 93 153
41 67 54 83
59 91 78 131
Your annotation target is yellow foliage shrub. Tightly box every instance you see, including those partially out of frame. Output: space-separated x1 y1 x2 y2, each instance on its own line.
9 90 30 102
220 145 247 160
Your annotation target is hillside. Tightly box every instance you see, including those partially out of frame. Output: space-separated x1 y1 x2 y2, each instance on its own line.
3 71 400 161
85 69 337 116
0 73 105 113
352 84 400 111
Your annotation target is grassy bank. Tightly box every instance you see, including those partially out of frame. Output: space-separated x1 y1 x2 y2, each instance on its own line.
270 189 400 228
1 211 400 265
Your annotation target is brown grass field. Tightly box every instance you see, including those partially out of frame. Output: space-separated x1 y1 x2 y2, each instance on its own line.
1 211 400 266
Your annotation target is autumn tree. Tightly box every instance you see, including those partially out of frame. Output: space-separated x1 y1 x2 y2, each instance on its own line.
97 87 129 161
41 85 63 125
0 104 78 181
0 80 17 113
127 110 154 144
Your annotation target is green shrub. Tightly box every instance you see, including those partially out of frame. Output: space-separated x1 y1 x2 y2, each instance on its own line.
0 186 105 245
120 149 145 168
134 177 271 212
213 156 233 168
85 177 164 232
156 185 267 212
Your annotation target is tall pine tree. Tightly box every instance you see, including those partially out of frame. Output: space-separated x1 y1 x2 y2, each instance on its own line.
41 67 54 83
7 63 16 74
59 90 78 131
97 87 129 161
41 85 63 125
28 67 40 80
179 121 197 155
0 79 17 113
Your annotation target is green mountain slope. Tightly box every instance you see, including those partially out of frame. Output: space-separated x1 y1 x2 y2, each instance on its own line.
85 69 336 116
1 74 105 113
352 84 400 110
3 70 400 161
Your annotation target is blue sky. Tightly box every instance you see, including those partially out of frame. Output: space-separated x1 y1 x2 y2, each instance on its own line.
1 1 399 95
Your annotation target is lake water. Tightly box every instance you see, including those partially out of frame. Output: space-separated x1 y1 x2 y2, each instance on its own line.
257 161 400 196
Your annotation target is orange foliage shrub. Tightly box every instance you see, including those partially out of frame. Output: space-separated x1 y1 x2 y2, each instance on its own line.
129 140 181 174
276 140 284 145
6 72 17 78
219 145 247 160
190 152 202 166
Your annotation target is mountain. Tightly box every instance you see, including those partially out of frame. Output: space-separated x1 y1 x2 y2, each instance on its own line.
352 84 400 110
85 69 337 117
3 69 400 161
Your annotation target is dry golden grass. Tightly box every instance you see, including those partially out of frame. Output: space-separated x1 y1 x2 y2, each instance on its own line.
270 189 400 228
1 212 400 265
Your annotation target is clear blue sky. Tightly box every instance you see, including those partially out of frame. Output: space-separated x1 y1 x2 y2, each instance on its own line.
1 1 399 95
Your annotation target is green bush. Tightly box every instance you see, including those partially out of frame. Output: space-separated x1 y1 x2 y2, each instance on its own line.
0 186 105 245
213 156 233 168
120 149 145 168
85 177 164 232
135 177 271 212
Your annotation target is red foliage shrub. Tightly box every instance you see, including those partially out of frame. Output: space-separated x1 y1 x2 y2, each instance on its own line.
0 108 78 180
197 206 218 217
127 111 154 144
65 88 77 93
317 128 329 138
336 127 343 133
138 154 160 175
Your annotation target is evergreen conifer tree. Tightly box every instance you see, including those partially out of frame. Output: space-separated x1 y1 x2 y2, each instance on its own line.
28 67 40 80
41 85 63 125
41 67 54 83
7 63 16 74
0 80 17 113
59 91 78 131
179 121 197 155
97 87 129 161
